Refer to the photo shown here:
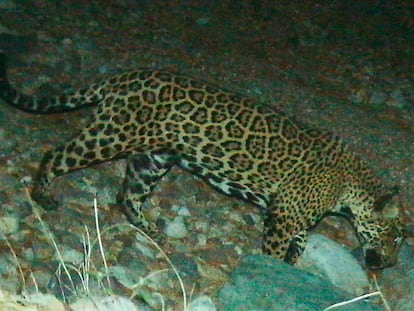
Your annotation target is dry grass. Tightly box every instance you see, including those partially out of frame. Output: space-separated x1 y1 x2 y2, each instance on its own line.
0 188 190 310
323 275 391 311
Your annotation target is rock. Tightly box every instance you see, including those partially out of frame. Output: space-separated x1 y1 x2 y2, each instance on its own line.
396 294 414 311
297 234 370 295
387 88 408 108
0 254 21 293
18 292 65 311
108 265 139 289
70 296 141 311
217 255 381 311
381 242 414 310
0 216 19 235
57 247 84 265
395 295 414 311
196 18 211 26
197 260 227 282
369 91 387 105
0 0 15 9
195 233 207 247
187 295 217 311
163 215 188 239
0 289 65 311
134 236 157 258
172 204 191 216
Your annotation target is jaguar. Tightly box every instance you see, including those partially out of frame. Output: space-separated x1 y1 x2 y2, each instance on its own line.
0 52 405 269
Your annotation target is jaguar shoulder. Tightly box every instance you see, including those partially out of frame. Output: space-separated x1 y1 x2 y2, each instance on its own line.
0 53 405 269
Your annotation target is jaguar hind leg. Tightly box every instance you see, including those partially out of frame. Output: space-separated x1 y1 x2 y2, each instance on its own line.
31 116 133 210
117 153 177 235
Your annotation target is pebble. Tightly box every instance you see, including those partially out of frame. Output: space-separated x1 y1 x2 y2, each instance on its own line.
196 18 211 26
387 88 408 108
0 216 19 235
134 232 158 258
0 129 18 154
61 37 72 46
197 260 228 282
196 233 207 247
134 239 156 258
0 254 21 293
20 175 33 185
70 296 140 311
57 247 84 265
348 89 365 104
187 295 217 311
0 0 15 9
369 90 387 105
194 221 209 232
98 65 110 75
172 205 191 216
107 265 136 288
163 215 188 239
227 211 245 223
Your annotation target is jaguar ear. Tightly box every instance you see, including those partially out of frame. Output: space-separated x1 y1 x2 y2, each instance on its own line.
374 186 399 211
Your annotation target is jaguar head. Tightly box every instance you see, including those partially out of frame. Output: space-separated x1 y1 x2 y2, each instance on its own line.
359 187 405 269
362 217 405 269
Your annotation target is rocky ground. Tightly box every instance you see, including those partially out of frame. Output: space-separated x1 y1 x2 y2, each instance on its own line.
0 1 413 310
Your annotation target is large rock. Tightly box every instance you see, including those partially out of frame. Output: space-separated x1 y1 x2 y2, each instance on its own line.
217 255 381 311
297 234 370 295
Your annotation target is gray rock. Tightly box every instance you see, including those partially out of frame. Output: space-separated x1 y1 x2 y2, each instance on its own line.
217 255 381 311
369 91 387 105
163 215 188 239
196 18 211 26
172 204 191 216
0 254 21 293
0 0 15 9
108 265 141 289
70 296 141 311
187 295 217 311
396 293 414 311
57 247 83 265
380 242 414 310
2 290 65 311
297 234 369 295
0 216 19 235
387 88 408 108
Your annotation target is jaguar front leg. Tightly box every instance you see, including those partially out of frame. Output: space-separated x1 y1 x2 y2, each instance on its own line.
284 230 308 263
262 204 308 264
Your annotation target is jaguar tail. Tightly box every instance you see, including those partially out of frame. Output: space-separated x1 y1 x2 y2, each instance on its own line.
0 52 105 114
